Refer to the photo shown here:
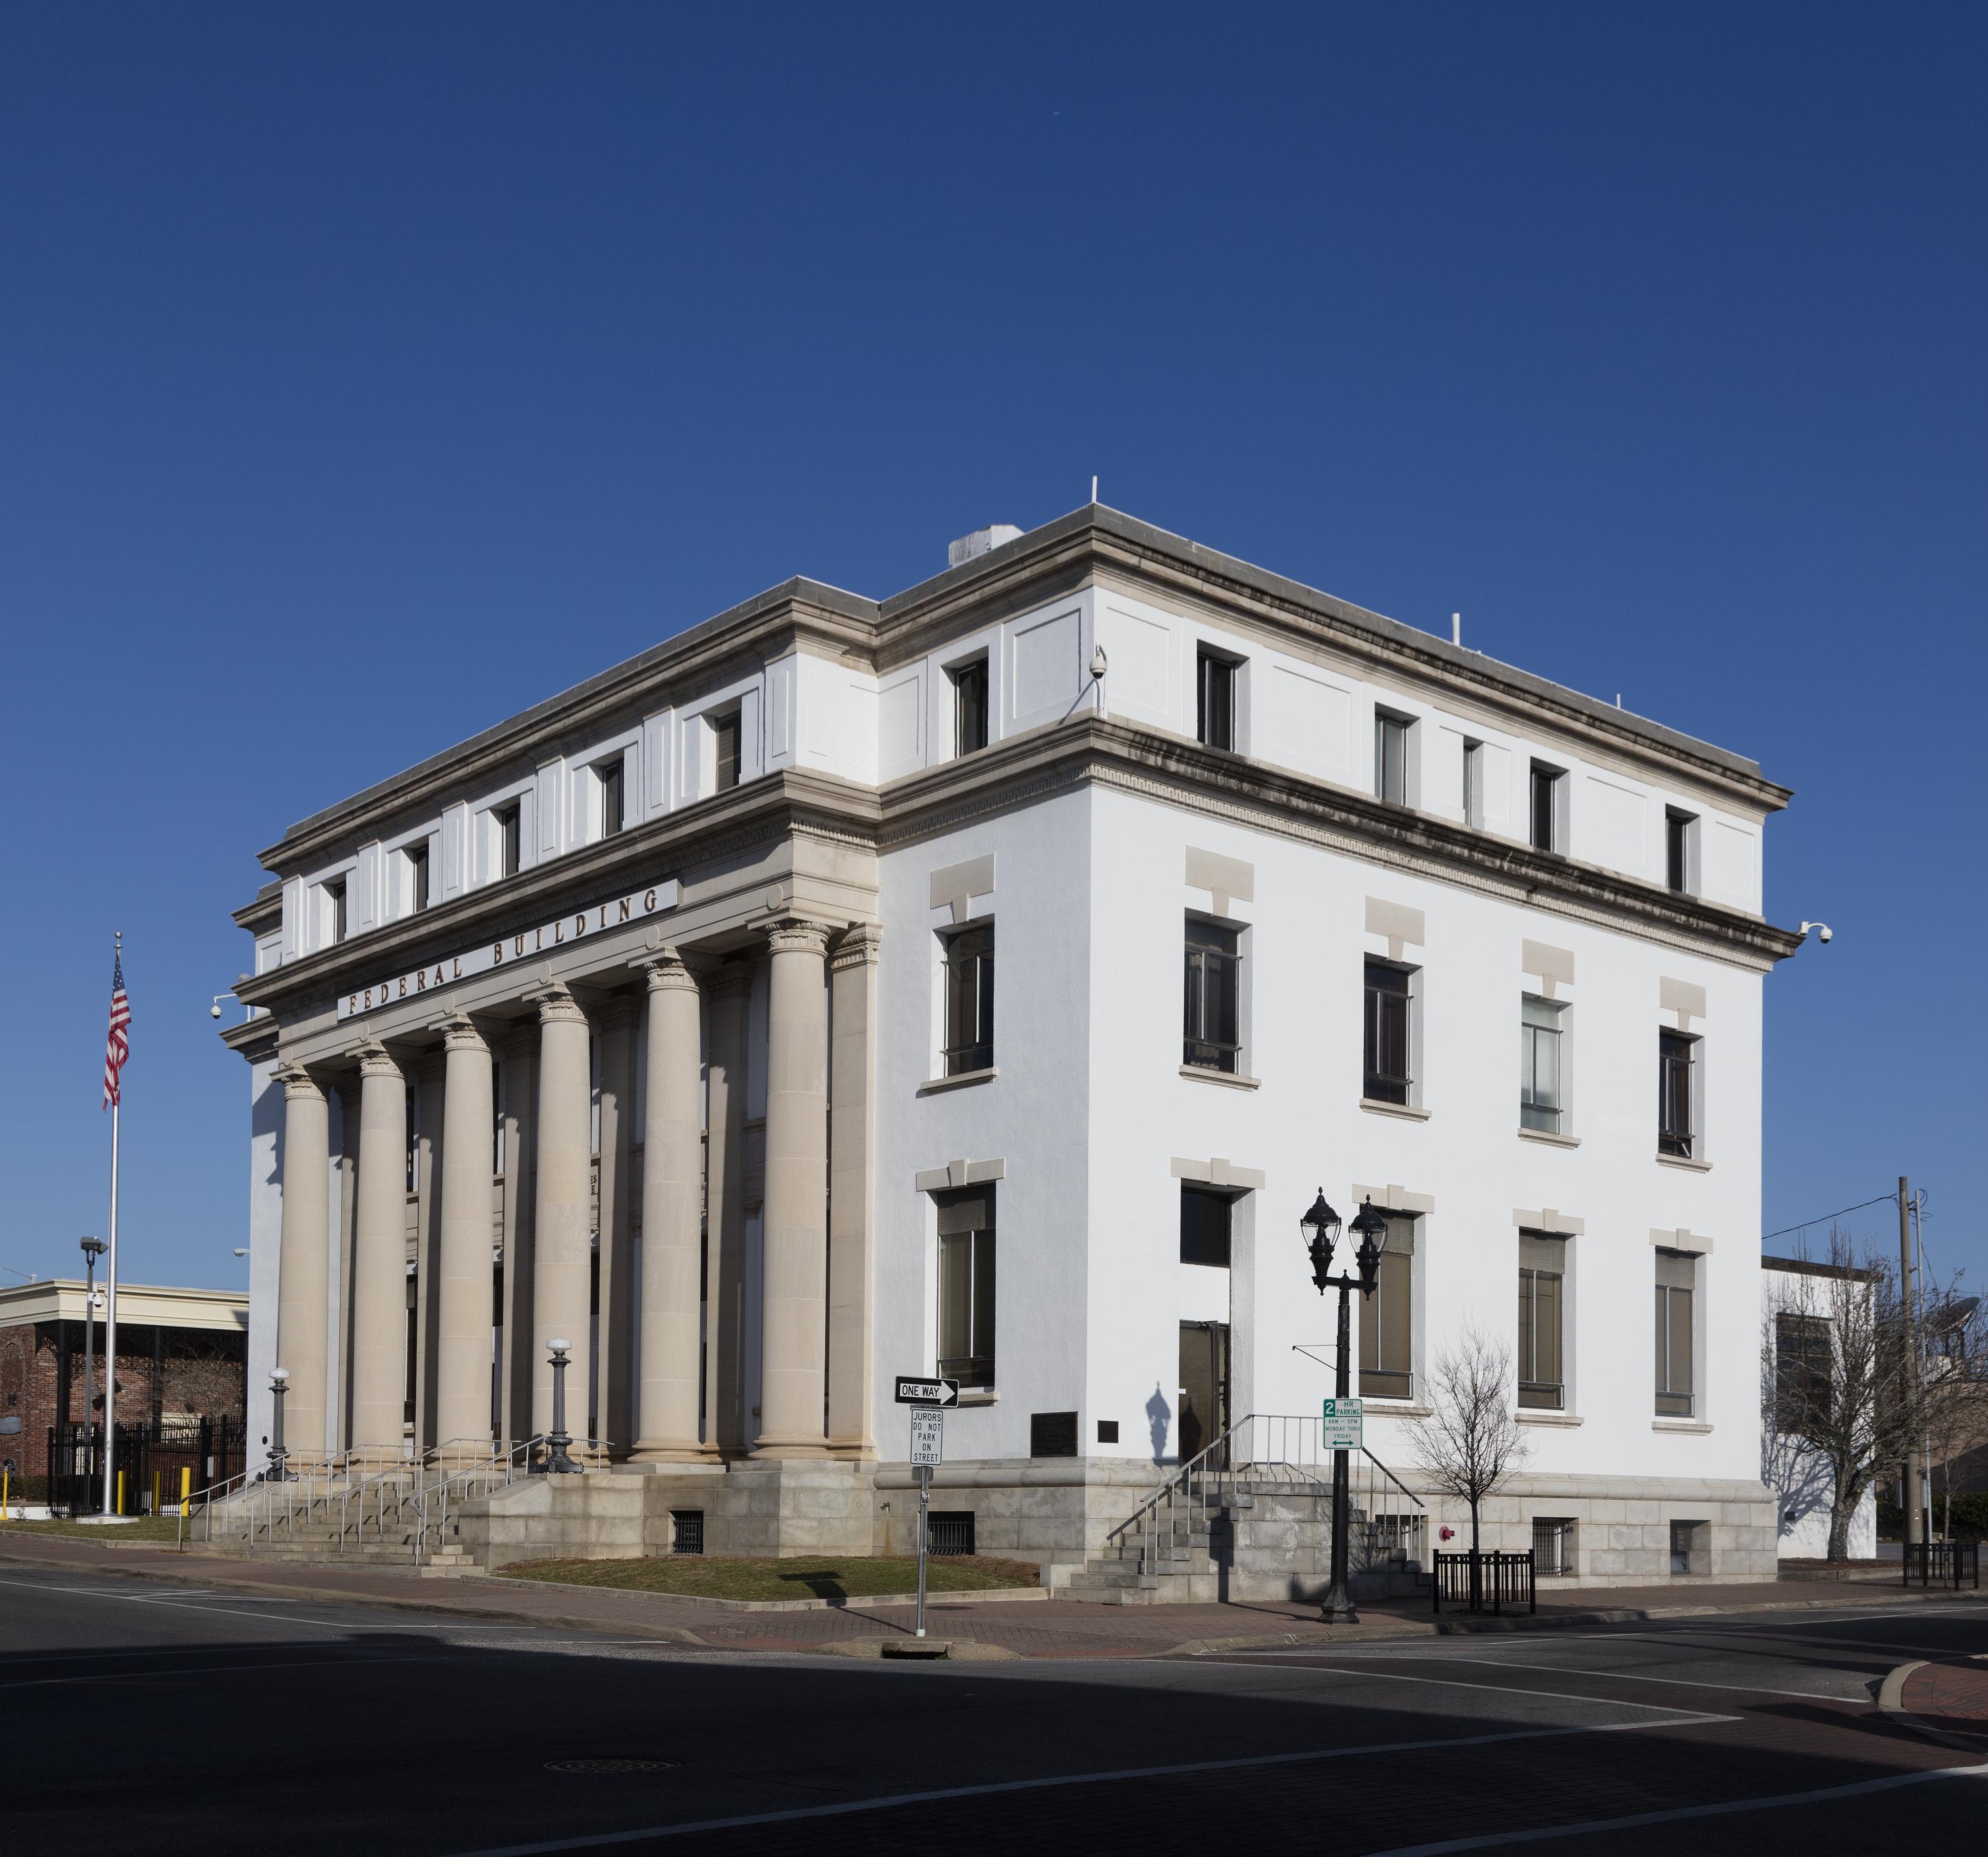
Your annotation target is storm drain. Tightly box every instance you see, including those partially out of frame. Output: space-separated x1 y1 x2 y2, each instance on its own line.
544 1757 682 1775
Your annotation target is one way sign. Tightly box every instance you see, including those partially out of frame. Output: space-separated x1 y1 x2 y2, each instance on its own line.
895 1376 960 1407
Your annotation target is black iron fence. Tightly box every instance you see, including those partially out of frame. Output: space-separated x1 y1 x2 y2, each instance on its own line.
47 1419 246 1516
1432 1549 1536 1615
1902 1541 1980 1591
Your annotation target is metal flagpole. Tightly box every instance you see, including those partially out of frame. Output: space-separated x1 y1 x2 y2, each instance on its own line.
102 934 124 1519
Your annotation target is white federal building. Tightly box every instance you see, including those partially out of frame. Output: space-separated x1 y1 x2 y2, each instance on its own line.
226 506 1801 1591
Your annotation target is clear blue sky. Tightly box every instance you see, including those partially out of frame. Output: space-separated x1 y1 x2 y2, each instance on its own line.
3 5 1980 1295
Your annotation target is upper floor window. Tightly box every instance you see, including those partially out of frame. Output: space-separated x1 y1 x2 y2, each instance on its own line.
712 710 742 794
1520 995 1565 1133
1462 738 1485 829
1179 1185 1234 1268
1665 809 1698 894
495 803 522 879
1359 1213 1415 1399
1658 1030 1697 1158
1363 958 1413 1105
1374 711 1412 805
598 759 625 838
952 660 989 757
936 1186 995 1388
941 924 994 1076
1654 1249 1696 1416
1518 1233 1567 1409
406 844 429 914
325 877 348 947
1197 648 1236 752
1183 917 1241 1073
1529 762 1565 853
1775 1312 1833 1430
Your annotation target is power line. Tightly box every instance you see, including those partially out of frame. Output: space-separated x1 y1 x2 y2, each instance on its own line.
1761 1192 1900 1245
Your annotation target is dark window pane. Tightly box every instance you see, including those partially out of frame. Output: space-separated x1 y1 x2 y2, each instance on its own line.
1363 960 1412 1104
1530 766 1558 852
599 761 624 836
496 805 520 877
1197 651 1234 751
1658 1031 1695 1157
936 1188 995 1387
408 845 429 913
1183 919 1241 1072
713 713 742 792
1179 1186 1233 1267
953 660 989 755
1375 714 1408 804
942 925 994 1075
1359 1241 1414 1399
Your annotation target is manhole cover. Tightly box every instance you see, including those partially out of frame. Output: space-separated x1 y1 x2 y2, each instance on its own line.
544 1757 681 1775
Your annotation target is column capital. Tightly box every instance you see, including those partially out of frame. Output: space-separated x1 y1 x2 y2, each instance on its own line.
526 982 589 1027
829 923 883 973
276 1063 327 1103
637 948 700 995
354 1039 406 1083
593 993 643 1033
441 1014 491 1057
765 917 830 960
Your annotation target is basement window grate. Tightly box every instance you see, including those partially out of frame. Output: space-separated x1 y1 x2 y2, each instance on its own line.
671 1510 704 1556
927 1510 976 1557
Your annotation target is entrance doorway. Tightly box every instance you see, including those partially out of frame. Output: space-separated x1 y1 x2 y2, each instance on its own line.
1177 1322 1230 1465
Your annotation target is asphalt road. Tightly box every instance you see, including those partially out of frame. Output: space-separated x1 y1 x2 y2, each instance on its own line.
3 1568 1984 1855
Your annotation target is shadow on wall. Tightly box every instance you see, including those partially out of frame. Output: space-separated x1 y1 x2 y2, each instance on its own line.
1146 1383 1171 1464
1762 1414 1835 1544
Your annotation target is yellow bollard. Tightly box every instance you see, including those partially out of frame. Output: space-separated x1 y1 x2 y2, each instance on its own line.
2 1467 9 1520
180 1466 191 1518
116 1469 126 1516
152 1470 161 1516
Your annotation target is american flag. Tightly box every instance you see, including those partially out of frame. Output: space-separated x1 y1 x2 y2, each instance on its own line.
102 948 131 1109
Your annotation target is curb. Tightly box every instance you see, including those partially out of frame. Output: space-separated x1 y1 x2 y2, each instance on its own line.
815 1636 1021 1661
478 1574 1048 1613
1879 1658 1988 1753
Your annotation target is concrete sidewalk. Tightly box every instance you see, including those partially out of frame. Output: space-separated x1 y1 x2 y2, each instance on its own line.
0 1531 1976 1660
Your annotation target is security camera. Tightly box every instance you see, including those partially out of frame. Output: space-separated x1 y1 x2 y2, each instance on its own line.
210 1002 222 1019
1089 645 1108 681
1799 921 1834 945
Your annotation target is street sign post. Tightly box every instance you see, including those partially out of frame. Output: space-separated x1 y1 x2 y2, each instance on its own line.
895 1376 960 1407
1321 1396 1364 1452
908 1407 944 1638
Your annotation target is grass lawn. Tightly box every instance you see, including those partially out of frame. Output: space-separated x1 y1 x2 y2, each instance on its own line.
0 1516 187 1543
502 1553 1043 1603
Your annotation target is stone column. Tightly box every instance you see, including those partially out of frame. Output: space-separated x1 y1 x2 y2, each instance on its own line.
498 1023 538 1446
435 1016 496 1455
593 997 639 1456
529 984 594 1446
828 926 881 1458
349 1042 410 1461
704 962 751 1456
632 952 708 1460
275 1065 332 1468
755 921 831 1458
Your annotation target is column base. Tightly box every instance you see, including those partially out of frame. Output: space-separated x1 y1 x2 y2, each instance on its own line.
627 1441 724 1466
750 1433 835 1461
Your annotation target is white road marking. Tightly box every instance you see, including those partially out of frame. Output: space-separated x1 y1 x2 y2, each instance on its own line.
0 1573 538 1634
1276 1650 1858 1703
1284 1662 1729 1715
1361 1757 1988 1854
441 1716 1733 1856
0 1653 436 1691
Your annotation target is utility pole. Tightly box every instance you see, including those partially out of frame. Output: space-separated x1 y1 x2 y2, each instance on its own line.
1898 1177 1921 1548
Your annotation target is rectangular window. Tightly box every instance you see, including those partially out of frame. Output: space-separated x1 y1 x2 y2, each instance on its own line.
1665 808 1696 894
1529 763 1563 853
324 877 347 946
712 711 742 793
1363 959 1413 1105
936 1188 995 1387
1654 1249 1696 1416
1775 1313 1833 1429
1179 1186 1234 1269
952 659 989 757
1520 995 1565 1133
1374 711 1411 805
1658 1030 1696 1157
406 843 430 913
1197 648 1236 751
1182 918 1242 1072
1462 738 1484 829
1518 1234 1567 1409
1359 1214 1415 1399
495 804 521 879
1532 1516 1575 1576
940 924 994 1076
599 759 625 838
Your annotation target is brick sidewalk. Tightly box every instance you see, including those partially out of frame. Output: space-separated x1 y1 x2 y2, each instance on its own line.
1902 1659 1988 1739
0 1532 1976 1659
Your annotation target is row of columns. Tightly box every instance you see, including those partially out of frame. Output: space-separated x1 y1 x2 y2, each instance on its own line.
272 919 878 1468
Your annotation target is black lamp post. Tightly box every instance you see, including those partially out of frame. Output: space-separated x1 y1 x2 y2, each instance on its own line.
79 1236 106 1512
1302 1190 1389 1623
543 1339 580 1474
267 1368 294 1482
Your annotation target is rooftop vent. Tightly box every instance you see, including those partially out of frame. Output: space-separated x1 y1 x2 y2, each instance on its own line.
947 524 1024 570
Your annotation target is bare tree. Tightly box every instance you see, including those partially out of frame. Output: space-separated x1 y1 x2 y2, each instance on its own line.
1410 1328 1532 1557
1764 1227 1985 1560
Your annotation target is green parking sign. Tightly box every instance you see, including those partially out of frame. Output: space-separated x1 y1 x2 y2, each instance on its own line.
1321 1396 1364 1451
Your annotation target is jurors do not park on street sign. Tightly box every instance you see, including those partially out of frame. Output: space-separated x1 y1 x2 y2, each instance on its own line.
910 1408 944 1467
1321 1396 1364 1451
